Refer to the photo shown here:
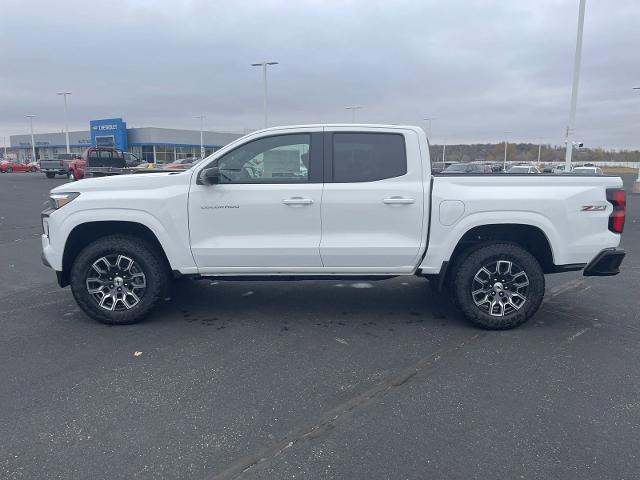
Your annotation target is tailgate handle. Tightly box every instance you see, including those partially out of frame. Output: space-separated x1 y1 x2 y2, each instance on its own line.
383 196 415 205
282 197 314 205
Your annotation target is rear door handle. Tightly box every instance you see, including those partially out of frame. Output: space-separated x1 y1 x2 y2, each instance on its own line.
383 196 415 205
282 197 314 205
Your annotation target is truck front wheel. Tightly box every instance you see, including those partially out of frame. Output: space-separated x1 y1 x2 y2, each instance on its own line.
452 243 545 330
70 235 169 325
45 172 55 179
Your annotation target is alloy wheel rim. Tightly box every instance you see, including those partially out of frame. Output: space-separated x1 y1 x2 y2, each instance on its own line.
85 254 147 311
471 260 529 317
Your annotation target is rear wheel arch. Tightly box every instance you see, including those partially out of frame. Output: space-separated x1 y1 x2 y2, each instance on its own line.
450 223 554 270
432 223 555 291
60 221 172 287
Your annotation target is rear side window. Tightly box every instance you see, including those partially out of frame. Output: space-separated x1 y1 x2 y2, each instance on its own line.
332 133 406 182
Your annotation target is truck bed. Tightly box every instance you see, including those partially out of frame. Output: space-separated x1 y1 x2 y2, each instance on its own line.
420 174 624 274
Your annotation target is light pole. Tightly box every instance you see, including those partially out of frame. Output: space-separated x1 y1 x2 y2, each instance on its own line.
251 61 278 128
632 87 640 193
563 0 587 171
537 137 543 169
502 131 512 172
195 115 205 159
344 106 362 123
56 92 72 153
440 138 448 171
442 139 447 164
423 117 436 137
3 136 6 159
26 115 36 163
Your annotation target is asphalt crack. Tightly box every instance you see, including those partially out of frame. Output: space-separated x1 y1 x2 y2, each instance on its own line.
211 332 485 480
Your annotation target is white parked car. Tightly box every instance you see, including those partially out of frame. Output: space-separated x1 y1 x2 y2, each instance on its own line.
41 125 626 330
507 165 540 174
552 164 572 174
573 166 603 175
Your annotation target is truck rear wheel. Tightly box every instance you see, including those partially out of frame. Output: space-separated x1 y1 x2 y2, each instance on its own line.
70 235 169 325
45 172 55 179
452 243 545 330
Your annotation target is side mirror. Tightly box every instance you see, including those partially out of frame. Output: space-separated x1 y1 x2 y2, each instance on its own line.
200 167 219 185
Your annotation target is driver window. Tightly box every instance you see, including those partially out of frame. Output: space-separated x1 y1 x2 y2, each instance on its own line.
217 134 310 184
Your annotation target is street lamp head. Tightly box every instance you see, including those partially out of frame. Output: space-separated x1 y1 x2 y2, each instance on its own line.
344 105 362 110
251 61 279 66
56 92 72 95
26 114 36 118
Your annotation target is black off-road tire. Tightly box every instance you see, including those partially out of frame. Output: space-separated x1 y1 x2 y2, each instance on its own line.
45 172 55 178
452 243 545 330
70 234 169 325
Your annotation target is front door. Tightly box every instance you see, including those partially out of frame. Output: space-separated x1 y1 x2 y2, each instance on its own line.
189 130 323 273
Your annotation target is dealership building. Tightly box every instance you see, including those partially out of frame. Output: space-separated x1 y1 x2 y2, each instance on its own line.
8 118 244 163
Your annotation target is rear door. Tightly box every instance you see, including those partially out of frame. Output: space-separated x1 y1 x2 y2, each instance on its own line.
320 128 426 272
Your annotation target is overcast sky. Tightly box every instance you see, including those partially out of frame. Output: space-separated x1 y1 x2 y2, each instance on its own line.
1 0 639 149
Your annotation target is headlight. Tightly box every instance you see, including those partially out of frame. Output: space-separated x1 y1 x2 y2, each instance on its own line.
49 192 80 209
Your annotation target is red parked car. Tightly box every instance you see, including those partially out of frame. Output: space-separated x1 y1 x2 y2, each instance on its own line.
0 160 37 173
162 157 203 170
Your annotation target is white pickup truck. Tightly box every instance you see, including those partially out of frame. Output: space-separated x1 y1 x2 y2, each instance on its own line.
41 125 627 329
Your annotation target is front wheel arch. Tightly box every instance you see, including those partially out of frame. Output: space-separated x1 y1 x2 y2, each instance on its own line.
60 221 172 287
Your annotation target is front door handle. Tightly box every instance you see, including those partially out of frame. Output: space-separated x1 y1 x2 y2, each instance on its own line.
282 197 314 205
383 196 415 205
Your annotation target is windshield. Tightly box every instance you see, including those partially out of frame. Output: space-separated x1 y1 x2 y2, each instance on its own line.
508 166 530 173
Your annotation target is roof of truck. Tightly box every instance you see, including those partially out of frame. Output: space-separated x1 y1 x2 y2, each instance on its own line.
253 124 423 133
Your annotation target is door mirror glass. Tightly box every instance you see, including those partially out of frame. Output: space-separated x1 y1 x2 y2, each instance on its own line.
200 167 219 185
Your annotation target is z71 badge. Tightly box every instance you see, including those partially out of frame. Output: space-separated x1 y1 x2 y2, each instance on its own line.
581 205 607 211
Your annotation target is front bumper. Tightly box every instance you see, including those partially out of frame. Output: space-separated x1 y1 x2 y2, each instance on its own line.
41 250 51 268
583 248 625 276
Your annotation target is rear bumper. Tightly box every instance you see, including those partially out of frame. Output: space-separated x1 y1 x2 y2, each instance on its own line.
583 248 625 276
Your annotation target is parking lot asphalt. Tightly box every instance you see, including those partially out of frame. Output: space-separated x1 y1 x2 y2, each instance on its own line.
1 172 639 479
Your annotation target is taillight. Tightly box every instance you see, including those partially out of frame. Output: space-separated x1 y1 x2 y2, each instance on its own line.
606 188 626 234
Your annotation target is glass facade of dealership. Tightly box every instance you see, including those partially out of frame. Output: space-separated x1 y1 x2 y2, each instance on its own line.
8 118 244 164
